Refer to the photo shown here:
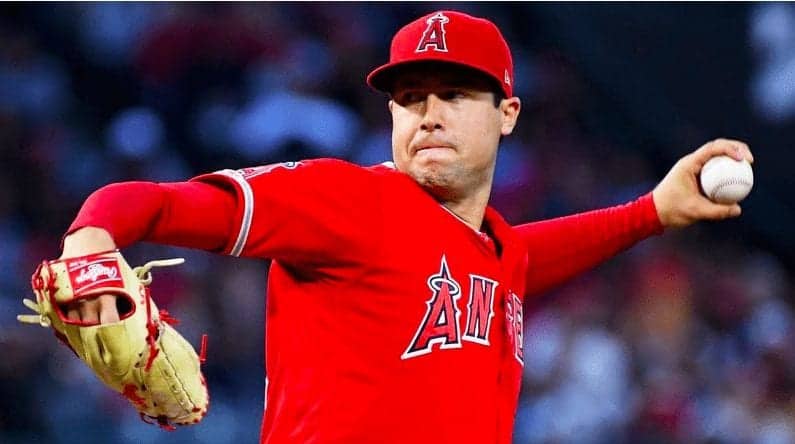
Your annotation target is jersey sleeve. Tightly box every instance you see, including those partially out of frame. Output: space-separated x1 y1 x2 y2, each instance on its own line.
68 180 239 252
514 192 664 297
191 159 384 268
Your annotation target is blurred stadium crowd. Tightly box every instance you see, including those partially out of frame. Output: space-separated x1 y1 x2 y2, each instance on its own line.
1 3 794 444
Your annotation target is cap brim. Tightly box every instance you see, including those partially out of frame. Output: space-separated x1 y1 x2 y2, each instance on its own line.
366 59 502 95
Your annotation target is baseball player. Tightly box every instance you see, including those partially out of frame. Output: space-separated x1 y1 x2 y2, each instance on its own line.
39 10 753 444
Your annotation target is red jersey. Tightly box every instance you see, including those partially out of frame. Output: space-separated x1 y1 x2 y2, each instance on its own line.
69 158 663 443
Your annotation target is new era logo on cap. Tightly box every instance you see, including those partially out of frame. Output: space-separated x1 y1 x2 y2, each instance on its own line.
367 10 515 98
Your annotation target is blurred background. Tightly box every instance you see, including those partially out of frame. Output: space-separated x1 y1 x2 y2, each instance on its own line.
1 3 794 443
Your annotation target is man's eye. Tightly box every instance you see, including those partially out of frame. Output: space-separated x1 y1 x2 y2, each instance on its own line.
441 90 466 100
401 92 423 103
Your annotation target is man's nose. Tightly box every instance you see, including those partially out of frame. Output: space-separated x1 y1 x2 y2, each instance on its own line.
420 94 445 131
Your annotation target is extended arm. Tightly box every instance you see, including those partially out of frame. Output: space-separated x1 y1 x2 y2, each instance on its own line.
65 181 236 252
516 193 662 296
517 138 754 297
60 180 238 322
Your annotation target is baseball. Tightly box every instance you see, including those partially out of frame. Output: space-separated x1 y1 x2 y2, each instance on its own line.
699 155 754 204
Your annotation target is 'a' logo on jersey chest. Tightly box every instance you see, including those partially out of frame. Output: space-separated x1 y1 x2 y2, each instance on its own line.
402 255 510 360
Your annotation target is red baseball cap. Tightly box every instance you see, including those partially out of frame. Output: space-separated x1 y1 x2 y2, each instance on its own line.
367 10 514 98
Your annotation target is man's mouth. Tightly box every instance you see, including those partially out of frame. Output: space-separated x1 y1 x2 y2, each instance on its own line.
414 144 453 154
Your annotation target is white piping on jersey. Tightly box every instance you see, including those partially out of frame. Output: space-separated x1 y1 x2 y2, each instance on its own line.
215 169 254 257
263 375 269 411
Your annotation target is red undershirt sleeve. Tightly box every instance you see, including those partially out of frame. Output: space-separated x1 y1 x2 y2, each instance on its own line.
514 192 665 297
67 180 238 252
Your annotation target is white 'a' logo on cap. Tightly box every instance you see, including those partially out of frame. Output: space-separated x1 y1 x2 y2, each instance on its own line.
416 12 450 53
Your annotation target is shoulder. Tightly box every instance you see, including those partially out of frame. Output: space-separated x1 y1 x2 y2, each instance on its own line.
193 158 377 185
240 158 398 178
363 161 423 189
191 158 419 198
273 158 415 189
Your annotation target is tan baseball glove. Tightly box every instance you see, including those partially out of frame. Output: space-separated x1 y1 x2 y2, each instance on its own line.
18 250 209 429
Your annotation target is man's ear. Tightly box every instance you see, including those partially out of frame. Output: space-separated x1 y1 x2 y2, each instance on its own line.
499 97 521 136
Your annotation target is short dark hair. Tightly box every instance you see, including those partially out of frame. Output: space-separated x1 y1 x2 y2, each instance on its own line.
491 88 506 108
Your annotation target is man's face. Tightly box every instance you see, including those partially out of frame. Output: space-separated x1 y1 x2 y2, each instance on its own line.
389 63 520 200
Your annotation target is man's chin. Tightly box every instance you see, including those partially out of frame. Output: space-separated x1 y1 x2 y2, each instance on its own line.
409 153 455 174
410 169 457 199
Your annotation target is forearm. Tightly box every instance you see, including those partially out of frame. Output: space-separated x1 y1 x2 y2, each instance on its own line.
516 192 664 296
66 181 236 253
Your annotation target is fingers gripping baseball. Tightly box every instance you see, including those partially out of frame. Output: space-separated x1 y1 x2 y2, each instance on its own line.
653 138 754 228
690 138 753 170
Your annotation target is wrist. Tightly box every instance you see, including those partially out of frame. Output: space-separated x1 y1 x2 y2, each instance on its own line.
61 227 117 259
645 190 667 232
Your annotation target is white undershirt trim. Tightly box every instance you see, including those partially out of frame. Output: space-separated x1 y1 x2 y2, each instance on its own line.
439 204 483 235
215 169 253 257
